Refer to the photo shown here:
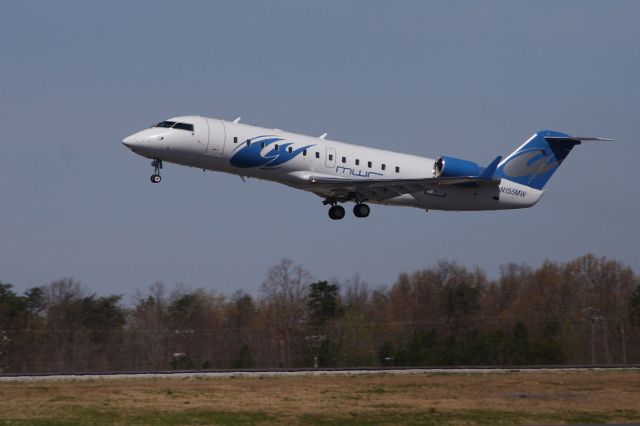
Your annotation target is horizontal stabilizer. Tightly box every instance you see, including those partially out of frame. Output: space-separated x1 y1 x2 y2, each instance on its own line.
544 136 613 142
496 130 611 191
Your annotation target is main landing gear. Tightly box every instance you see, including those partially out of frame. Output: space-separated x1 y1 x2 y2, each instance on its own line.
353 203 370 218
328 205 345 220
150 159 162 183
326 200 371 220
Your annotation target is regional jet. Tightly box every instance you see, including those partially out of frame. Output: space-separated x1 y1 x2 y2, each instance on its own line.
122 116 609 220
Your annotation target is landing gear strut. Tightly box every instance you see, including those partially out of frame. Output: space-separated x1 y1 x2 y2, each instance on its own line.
353 203 370 218
150 159 162 183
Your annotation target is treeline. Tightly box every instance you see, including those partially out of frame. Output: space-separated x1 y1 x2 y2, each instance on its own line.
1 254 639 373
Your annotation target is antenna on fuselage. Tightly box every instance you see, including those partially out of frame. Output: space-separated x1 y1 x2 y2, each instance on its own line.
319 133 327 139
232 117 242 123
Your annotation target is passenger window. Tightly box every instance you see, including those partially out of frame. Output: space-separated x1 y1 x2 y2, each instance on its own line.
341 156 346 163
355 159 360 166
288 146 293 153
381 164 386 171
395 166 400 173
367 161 372 168
261 142 265 148
173 123 194 132
328 154 333 161
275 144 279 151
315 152 320 159
246 140 250 146
234 137 238 144
303 149 307 156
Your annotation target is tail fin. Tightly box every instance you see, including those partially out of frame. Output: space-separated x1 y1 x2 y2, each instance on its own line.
495 130 611 190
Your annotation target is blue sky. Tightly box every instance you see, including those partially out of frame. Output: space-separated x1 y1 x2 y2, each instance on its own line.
1 1 638 297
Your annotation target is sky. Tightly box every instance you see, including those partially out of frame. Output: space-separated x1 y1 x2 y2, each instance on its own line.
1 1 639 298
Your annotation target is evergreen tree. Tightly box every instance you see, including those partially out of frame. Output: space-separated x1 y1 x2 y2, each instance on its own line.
308 281 340 325
232 344 254 369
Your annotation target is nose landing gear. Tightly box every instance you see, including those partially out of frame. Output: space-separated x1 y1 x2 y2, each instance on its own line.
150 159 162 183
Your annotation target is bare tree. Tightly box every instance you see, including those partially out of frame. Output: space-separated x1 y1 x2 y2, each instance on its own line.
260 259 311 367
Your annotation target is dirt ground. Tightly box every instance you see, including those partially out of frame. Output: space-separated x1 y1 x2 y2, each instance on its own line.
0 370 639 425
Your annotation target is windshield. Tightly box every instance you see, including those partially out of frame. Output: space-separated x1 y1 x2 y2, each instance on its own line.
152 121 194 132
154 121 176 128
173 123 194 132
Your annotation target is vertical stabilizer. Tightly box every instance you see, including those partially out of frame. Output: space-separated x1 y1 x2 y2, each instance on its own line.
496 130 580 190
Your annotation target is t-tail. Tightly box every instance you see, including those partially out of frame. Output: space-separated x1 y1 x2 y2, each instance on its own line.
433 130 611 190
494 130 612 190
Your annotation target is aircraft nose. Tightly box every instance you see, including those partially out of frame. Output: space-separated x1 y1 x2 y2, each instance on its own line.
122 134 140 148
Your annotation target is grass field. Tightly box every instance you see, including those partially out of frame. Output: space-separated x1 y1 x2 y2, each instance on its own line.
0 370 639 425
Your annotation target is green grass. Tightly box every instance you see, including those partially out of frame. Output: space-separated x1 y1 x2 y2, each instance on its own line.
1 407 639 426
0 408 275 426
298 409 640 426
358 386 387 394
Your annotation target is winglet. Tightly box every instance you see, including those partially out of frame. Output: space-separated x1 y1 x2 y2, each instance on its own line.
319 133 327 139
232 117 242 123
480 155 502 179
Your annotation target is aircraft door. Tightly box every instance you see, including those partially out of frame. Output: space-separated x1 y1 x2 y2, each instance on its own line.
192 116 209 149
206 118 226 156
325 147 336 168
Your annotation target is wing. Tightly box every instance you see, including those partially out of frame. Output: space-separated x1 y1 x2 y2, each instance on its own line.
308 175 500 201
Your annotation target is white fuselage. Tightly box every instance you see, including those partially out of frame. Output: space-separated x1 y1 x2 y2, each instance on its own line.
122 116 542 211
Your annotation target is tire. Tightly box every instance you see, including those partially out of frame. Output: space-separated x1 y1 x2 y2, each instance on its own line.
329 205 345 220
151 174 161 183
353 203 370 218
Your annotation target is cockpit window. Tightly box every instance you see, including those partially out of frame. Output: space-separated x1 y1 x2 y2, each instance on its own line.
154 121 176 128
152 120 194 132
173 122 194 132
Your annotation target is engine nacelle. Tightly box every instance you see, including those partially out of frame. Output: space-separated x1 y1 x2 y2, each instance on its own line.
433 156 481 178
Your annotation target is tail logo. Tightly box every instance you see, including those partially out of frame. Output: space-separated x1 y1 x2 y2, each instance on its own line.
230 136 314 169
501 148 558 179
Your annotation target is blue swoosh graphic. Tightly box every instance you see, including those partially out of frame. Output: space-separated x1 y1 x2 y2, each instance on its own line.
230 136 314 169
501 149 558 179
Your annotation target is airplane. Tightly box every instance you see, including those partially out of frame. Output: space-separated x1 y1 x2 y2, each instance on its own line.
122 116 610 220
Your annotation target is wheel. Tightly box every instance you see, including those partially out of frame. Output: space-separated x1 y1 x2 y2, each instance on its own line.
353 203 370 218
328 205 345 220
150 174 162 183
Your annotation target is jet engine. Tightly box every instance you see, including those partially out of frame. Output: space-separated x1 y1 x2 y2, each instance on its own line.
433 156 481 178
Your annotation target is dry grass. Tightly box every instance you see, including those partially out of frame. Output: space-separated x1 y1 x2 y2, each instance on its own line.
0 370 639 425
